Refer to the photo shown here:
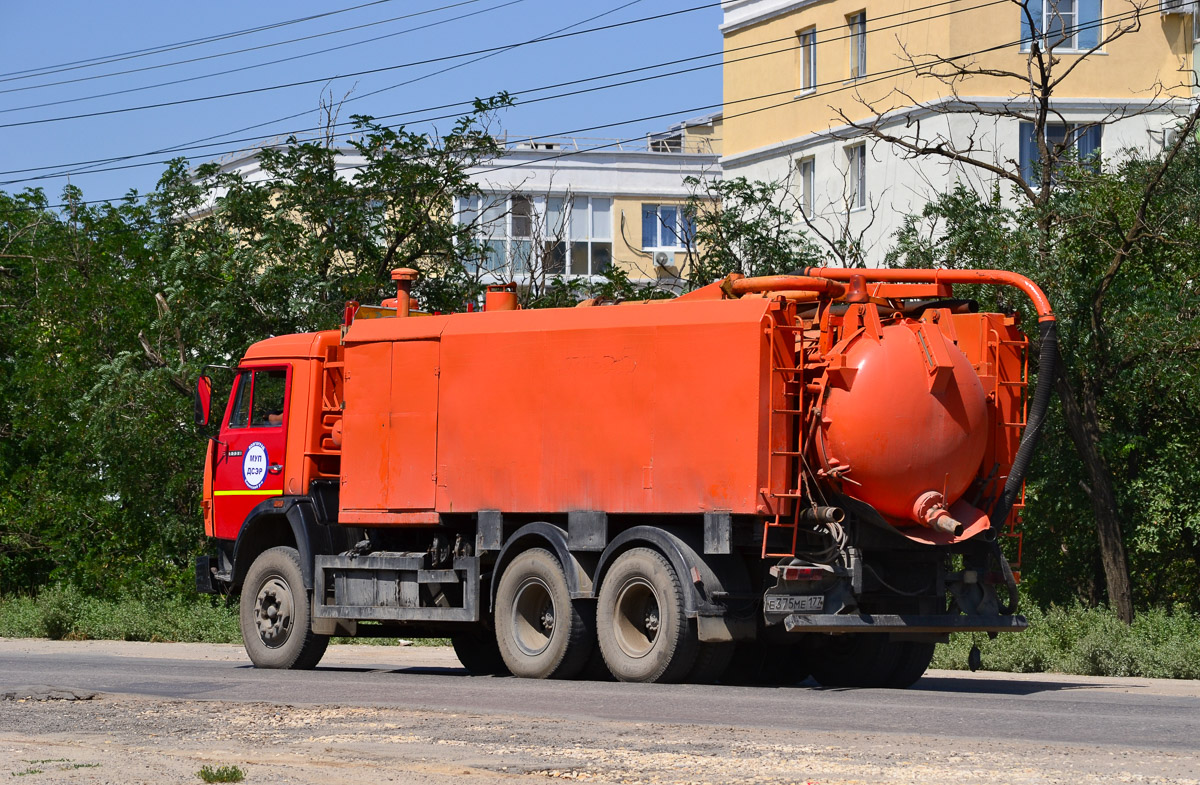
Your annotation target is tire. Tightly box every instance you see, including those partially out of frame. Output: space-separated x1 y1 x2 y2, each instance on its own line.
239 546 329 670
689 642 736 685
451 629 510 676
807 634 901 688
721 641 808 686
885 641 935 688
596 548 698 683
494 548 593 679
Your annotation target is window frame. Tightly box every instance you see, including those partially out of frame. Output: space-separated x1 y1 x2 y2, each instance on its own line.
455 193 614 279
846 144 867 210
1018 121 1103 183
847 12 867 79
641 203 695 251
1020 0 1102 53
225 367 291 431
797 26 817 94
797 157 815 218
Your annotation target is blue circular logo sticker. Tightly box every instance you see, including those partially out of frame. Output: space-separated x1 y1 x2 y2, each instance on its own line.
242 442 269 490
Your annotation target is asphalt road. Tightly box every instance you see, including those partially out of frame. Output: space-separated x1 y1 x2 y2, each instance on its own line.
3 639 1198 753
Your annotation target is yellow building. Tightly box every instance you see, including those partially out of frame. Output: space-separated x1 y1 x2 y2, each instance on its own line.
720 0 1195 263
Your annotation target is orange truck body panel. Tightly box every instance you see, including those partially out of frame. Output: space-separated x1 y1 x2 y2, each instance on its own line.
337 297 783 521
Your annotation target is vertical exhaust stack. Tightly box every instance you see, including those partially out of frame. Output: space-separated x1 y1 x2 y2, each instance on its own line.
485 283 519 312
391 267 419 317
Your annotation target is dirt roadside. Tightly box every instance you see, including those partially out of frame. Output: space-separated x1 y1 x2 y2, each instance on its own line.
2 641 1199 785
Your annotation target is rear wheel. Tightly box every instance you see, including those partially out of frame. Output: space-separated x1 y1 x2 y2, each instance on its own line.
451 628 510 676
885 641 936 688
239 546 328 670
721 641 808 686
807 634 898 688
597 548 698 683
494 548 593 679
688 642 736 684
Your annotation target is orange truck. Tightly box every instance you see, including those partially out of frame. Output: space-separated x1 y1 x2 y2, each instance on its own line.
194 267 1056 687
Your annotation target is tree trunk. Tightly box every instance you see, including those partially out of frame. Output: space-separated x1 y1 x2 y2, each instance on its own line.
1053 367 1135 623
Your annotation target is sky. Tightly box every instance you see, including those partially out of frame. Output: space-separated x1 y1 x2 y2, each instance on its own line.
0 0 724 205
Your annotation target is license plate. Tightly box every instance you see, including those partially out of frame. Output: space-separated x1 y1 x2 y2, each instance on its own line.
764 594 824 613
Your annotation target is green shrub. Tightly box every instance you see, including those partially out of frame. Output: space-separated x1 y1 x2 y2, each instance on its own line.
197 764 245 783
933 602 1200 678
0 587 240 643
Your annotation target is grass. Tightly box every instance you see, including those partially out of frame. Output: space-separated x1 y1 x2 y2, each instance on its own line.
197 765 245 783
0 585 448 646
931 603 1200 679
0 585 241 644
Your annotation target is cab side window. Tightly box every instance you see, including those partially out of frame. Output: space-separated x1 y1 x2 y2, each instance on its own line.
250 370 288 427
227 371 252 429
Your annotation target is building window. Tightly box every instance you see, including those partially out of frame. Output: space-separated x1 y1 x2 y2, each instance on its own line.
797 158 815 218
641 203 694 249
846 144 866 210
848 12 867 79
555 195 612 276
1019 122 1102 182
797 27 817 93
1020 0 1101 52
456 194 613 277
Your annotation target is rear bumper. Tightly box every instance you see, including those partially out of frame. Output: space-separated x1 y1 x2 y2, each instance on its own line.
783 613 1028 634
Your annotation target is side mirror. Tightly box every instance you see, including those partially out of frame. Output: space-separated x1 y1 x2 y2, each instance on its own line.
194 375 213 428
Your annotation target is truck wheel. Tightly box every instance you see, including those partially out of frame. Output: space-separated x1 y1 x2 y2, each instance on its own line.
689 642 736 684
807 634 899 688
494 548 593 679
597 548 698 683
239 546 328 670
885 641 936 688
721 641 808 686
451 629 510 676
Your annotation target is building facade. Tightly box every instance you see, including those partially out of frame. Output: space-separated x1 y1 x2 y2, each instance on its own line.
454 116 721 289
720 0 1195 264
200 115 722 290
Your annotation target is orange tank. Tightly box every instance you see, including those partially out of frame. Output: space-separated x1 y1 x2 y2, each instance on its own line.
818 319 988 537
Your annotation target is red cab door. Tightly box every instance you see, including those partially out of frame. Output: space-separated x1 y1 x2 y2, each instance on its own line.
212 366 291 541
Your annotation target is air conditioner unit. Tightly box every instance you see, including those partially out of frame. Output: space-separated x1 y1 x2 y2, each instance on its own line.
1160 0 1192 16
652 250 673 267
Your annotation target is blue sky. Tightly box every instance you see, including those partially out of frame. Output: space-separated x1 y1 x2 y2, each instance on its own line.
0 0 724 204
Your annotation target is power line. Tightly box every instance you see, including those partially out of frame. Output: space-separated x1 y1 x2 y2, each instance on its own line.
1 9 1143 219
0 0 509 107
0 0 1002 183
0 3 722 132
0 0 403 84
11 0 653 185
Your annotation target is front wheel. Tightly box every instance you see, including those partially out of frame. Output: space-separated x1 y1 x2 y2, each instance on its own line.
239 546 328 670
596 548 698 683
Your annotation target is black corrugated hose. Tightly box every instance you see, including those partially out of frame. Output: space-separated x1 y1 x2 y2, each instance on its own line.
988 320 1058 614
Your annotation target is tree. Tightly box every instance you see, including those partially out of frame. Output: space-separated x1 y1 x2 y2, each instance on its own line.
844 0 1200 622
0 97 516 597
683 175 826 286
888 141 1200 614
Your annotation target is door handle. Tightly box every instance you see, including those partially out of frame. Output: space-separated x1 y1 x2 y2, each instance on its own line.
268 463 283 474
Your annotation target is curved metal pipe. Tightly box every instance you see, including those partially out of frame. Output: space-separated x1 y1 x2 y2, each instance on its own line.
726 275 848 298
800 267 1056 323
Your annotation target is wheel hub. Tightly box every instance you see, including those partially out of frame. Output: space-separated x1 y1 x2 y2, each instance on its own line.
254 577 294 648
511 577 556 657
612 578 661 659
